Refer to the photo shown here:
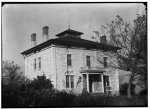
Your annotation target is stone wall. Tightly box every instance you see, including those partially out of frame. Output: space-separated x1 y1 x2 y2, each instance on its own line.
24 45 56 87
54 46 101 93
24 44 120 94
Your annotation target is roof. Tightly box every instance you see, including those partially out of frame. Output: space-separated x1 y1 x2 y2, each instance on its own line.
80 70 105 73
80 67 105 73
56 29 83 37
21 37 121 55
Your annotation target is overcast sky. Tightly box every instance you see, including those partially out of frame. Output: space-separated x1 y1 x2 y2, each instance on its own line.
2 3 146 71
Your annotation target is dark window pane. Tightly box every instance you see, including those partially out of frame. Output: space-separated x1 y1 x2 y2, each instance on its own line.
34 59 36 69
103 57 107 67
86 56 90 67
106 76 109 86
67 54 72 66
104 76 109 86
70 75 74 88
99 75 101 82
39 57 41 69
66 75 69 88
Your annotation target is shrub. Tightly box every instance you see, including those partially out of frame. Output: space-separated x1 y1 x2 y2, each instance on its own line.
2 74 54 107
51 91 75 107
140 88 147 96
26 74 53 91
73 92 97 106
120 83 135 95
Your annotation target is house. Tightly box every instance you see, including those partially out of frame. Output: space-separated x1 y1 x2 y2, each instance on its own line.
21 26 121 95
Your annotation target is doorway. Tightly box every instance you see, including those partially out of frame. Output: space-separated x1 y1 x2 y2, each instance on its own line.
89 74 102 93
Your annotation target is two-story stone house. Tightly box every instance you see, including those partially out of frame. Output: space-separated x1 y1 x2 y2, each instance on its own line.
21 26 120 95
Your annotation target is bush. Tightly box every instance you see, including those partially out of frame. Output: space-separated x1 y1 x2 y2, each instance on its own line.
74 92 100 106
2 74 54 107
140 88 147 96
3 73 146 107
51 91 75 107
120 83 135 95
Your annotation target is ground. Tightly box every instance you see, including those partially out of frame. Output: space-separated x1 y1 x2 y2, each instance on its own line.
91 94 147 107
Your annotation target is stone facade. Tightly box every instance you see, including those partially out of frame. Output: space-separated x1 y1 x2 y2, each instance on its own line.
24 44 119 95
24 45 55 86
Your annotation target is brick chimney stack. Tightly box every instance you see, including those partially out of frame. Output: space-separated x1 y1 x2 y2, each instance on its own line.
100 36 107 44
31 33 37 47
42 26 49 42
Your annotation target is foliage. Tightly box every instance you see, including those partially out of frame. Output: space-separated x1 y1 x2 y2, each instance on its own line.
120 83 135 95
2 61 147 107
92 9 147 98
2 60 25 85
2 73 54 107
139 88 147 96
26 74 53 91
2 82 147 107
73 92 98 106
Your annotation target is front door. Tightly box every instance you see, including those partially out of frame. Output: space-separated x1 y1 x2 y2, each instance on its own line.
90 74 102 93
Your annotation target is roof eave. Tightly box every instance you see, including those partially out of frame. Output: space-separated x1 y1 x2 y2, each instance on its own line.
21 38 121 55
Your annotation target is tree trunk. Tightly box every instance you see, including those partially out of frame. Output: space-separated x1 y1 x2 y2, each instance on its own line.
127 71 135 99
127 79 132 98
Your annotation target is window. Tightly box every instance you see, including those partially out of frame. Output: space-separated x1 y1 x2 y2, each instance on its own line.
67 54 72 66
66 75 74 88
38 57 41 70
86 56 90 67
70 75 74 88
66 75 69 88
104 76 109 86
34 59 36 69
103 57 107 67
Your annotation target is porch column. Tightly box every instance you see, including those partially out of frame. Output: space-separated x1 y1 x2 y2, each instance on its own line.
101 74 104 93
86 74 89 92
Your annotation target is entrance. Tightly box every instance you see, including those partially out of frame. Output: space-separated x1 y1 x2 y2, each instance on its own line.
83 74 103 93
90 74 102 93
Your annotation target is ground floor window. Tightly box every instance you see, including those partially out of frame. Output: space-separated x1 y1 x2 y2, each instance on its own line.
66 75 74 88
104 75 109 86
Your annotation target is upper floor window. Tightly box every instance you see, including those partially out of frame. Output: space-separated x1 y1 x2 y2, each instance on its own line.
66 75 74 88
103 57 107 67
86 56 91 68
34 59 36 69
67 54 72 66
38 57 41 70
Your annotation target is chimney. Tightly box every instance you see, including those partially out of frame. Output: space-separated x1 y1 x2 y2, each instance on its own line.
31 33 37 47
42 26 49 42
100 36 107 44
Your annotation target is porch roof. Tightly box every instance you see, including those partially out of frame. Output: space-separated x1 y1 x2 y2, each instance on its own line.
80 67 105 73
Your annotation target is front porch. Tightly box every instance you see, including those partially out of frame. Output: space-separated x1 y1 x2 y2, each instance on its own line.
81 67 110 94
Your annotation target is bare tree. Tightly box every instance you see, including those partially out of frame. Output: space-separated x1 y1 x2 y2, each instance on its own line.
92 12 147 98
